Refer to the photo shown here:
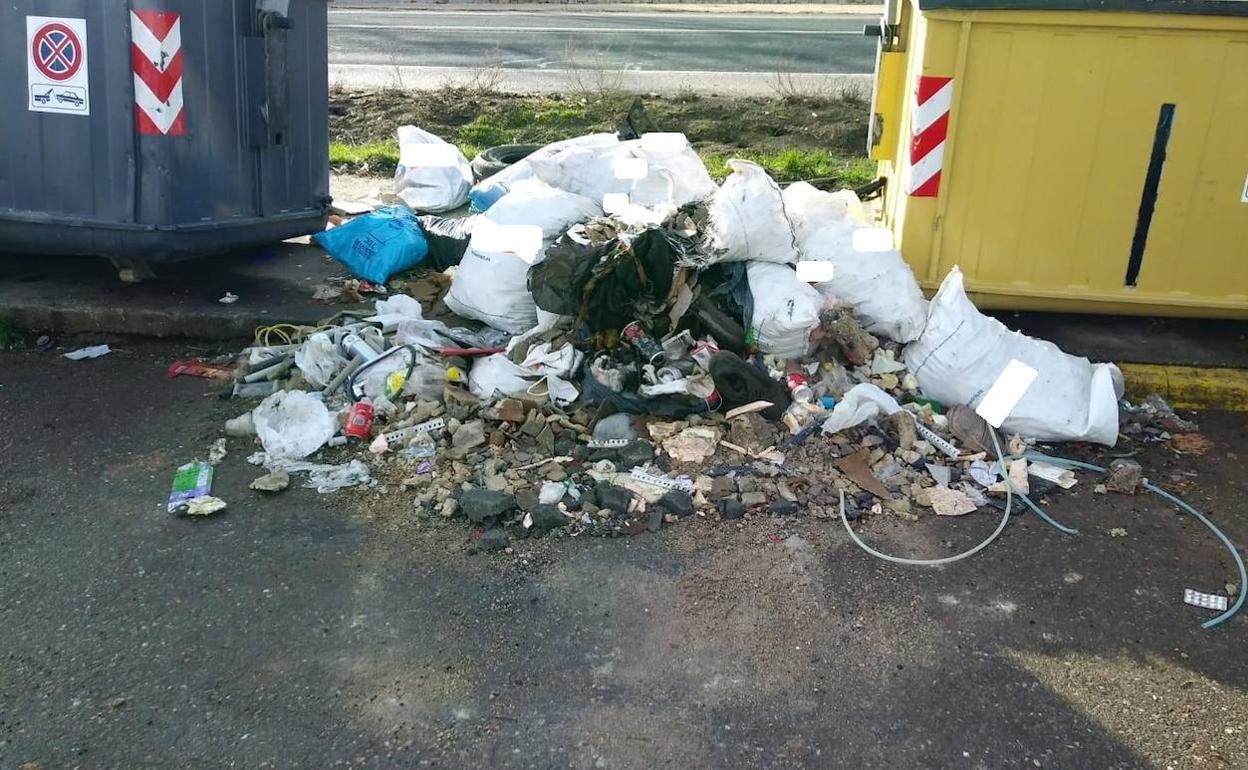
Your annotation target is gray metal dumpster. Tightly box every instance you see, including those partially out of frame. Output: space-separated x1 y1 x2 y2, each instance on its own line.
0 0 329 263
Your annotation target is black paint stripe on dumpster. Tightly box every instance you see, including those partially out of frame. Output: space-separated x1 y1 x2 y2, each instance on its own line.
1125 103 1175 288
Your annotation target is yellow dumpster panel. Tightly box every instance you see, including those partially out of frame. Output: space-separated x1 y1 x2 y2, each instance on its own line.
875 3 1248 318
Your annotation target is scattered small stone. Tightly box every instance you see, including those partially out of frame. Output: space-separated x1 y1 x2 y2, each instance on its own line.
452 419 487 453
616 440 655 469
485 398 527 423
658 490 694 517
528 504 568 534
110 697 127 708
460 488 516 524
769 500 800 516
1104 459 1143 494
719 497 745 520
740 491 767 507
710 476 737 499
514 485 541 511
647 508 664 532
250 470 290 493
596 484 634 514
185 496 227 516
440 498 459 518
1109 527 1128 537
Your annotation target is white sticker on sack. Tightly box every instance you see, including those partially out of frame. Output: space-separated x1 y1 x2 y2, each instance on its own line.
602 192 630 215
399 141 464 169
795 260 835 283
851 227 894 253
976 359 1039 429
640 132 688 153
471 220 544 265
613 157 649 180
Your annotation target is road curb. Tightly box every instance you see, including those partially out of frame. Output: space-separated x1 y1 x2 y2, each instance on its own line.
1120 362 1248 413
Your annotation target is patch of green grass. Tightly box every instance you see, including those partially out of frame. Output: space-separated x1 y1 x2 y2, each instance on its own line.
329 141 400 175
701 150 876 187
330 140 484 176
456 115 513 148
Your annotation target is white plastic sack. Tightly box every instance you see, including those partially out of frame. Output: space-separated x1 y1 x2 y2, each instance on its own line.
445 181 600 333
394 126 473 213
253 390 337 460
746 261 823 358
529 137 715 210
699 160 800 267
781 182 928 343
903 268 1124 445
468 346 581 405
470 133 620 211
821 383 903 434
468 353 536 401
294 333 345 389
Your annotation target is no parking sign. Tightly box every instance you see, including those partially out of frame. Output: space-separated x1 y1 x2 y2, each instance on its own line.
26 16 90 115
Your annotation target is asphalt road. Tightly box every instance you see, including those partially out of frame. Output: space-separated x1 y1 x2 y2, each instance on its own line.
1 339 1246 768
328 8 877 74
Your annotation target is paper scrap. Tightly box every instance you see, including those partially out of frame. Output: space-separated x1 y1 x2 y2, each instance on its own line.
1029 461 1077 489
63 344 111 360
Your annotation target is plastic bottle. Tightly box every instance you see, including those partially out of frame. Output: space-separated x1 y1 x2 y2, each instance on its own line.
444 356 470 384
402 364 449 400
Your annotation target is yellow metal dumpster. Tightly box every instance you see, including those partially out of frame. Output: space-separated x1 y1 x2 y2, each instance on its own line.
868 0 1248 318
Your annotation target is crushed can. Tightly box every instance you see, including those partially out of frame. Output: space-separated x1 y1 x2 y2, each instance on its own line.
785 372 814 404
622 321 663 364
344 399 375 440
691 340 720 370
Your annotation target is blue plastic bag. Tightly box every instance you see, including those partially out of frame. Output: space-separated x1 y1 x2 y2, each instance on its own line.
313 206 430 284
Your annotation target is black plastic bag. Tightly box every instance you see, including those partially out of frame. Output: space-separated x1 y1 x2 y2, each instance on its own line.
416 214 476 270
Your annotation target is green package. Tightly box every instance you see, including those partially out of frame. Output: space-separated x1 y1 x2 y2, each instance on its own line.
168 461 214 513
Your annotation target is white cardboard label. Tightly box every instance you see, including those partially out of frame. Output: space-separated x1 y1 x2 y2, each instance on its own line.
27 16 90 116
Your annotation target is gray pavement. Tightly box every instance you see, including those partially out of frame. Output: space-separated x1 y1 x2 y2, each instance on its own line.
0 341 1245 768
327 8 878 93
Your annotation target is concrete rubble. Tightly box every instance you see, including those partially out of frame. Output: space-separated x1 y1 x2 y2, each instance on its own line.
183 126 1240 629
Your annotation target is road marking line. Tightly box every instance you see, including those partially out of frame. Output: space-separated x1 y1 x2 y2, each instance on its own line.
329 24 860 35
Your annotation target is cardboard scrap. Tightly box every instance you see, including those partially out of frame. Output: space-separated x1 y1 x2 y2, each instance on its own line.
835 448 892 500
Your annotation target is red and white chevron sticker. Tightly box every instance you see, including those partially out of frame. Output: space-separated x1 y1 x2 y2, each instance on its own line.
907 75 952 198
130 9 184 136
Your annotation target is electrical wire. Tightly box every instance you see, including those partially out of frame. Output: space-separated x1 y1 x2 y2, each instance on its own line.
1025 451 1245 630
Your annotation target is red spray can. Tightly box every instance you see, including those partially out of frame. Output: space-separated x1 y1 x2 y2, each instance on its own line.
344 398 375 440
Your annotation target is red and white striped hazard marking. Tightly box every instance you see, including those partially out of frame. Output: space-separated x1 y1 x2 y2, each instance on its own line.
130 10 184 136
907 75 952 198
